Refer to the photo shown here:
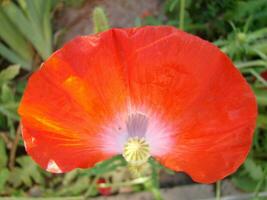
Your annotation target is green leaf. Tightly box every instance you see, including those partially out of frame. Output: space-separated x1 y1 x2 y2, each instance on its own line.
63 169 79 186
0 168 10 192
58 176 89 196
232 175 259 192
26 0 43 29
0 139 8 168
244 158 263 181
169 0 179 12
2 1 52 60
9 156 44 187
88 156 126 176
147 158 163 200
247 28 267 42
0 65 20 85
42 0 52 55
0 43 31 70
0 7 33 61
1 84 14 103
253 87 267 106
0 103 20 121
257 114 267 129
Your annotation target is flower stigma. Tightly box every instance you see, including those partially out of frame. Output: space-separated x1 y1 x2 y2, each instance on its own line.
123 136 150 165
122 112 151 176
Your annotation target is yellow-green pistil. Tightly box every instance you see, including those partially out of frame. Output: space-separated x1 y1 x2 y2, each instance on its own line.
123 137 150 166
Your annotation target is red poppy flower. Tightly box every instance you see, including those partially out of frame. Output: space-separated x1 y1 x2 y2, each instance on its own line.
18 26 257 184
97 178 112 196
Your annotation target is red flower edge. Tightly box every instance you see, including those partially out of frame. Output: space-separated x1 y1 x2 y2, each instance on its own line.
18 26 257 184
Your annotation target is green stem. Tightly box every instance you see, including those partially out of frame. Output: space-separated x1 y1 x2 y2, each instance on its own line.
179 0 186 30
236 60 267 69
151 187 163 200
216 181 221 200
249 69 267 86
8 123 21 169
84 175 100 198
253 167 267 199
149 160 163 200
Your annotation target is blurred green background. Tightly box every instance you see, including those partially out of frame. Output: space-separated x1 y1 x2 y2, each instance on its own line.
0 0 267 199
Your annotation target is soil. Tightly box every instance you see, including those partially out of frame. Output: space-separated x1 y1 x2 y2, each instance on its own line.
56 0 162 44
94 180 243 200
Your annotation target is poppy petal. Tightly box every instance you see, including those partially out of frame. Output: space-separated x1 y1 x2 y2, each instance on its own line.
19 32 129 172
19 26 257 183
114 26 256 183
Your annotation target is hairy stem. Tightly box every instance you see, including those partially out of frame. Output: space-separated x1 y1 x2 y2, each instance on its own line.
216 181 221 200
9 123 21 169
179 0 186 30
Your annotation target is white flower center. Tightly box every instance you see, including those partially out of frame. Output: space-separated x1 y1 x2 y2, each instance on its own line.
100 110 173 161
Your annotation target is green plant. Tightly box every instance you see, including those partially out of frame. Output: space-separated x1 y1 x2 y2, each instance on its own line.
139 0 192 30
0 1 267 199
92 7 110 34
0 0 54 70
225 0 267 31
218 25 267 197
215 24 267 61
0 65 20 124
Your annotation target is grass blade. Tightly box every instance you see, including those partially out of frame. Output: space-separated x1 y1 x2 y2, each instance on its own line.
253 88 267 106
41 0 53 54
0 8 33 61
2 1 52 60
0 43 31 70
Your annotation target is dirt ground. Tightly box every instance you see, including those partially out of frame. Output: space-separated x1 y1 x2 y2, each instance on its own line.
56 0 162 44
94 180 242 200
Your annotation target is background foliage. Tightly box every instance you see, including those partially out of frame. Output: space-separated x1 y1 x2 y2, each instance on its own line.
0 0 267 199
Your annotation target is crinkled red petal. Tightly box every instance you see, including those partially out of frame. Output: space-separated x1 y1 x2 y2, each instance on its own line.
19 26 257 183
